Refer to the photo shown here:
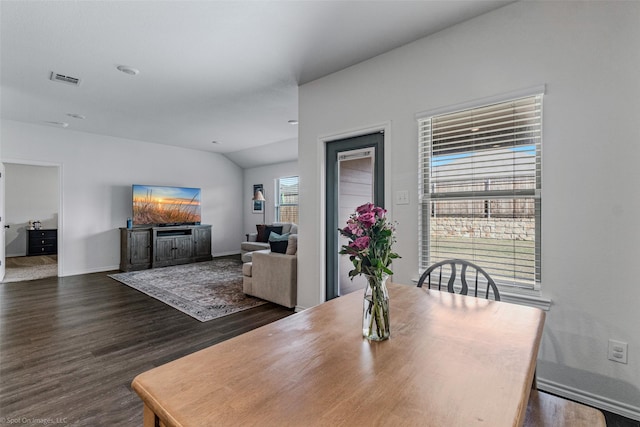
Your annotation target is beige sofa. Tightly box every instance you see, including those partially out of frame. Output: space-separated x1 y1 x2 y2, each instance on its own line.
243 249 297 308
241 222 297 262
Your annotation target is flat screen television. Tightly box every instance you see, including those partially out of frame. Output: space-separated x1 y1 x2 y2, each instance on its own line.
132 184 201 226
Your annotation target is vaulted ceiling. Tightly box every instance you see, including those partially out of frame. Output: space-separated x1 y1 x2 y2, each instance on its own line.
1 0 512 167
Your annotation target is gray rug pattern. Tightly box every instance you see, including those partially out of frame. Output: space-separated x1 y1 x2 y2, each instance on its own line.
108 258 266 322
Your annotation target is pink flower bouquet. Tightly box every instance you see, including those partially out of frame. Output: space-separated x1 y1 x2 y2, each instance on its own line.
338 203 400 280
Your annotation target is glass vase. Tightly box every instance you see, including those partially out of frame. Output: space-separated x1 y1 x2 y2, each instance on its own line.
362 273 390 341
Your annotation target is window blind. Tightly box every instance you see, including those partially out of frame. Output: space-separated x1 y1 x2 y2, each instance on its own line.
418 94 542 289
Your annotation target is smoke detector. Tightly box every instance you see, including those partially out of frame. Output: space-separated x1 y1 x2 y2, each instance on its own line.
49 71 81 86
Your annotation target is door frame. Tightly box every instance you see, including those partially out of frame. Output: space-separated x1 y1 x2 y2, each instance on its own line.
2 159 63 277
324 126 388 301
1 163 5 281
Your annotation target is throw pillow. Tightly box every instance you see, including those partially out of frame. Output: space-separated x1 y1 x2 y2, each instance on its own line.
256 225 283 243
256 224 267 243
286 234 298 255
266 225 283 242
268 232 290 254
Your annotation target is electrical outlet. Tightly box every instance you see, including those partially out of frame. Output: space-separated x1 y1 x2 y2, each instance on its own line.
608 339 628 364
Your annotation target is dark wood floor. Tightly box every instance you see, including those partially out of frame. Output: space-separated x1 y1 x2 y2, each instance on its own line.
1 270 638 426
0 270 294 425
607 412 640 427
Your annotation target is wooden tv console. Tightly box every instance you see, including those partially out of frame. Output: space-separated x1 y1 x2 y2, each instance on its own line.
119 225 212 272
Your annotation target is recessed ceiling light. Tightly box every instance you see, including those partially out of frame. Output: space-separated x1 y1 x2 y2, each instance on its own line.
116 65 140 76
288 120 299 125
67 113 86 120
471 127 480 132
44 121 69 128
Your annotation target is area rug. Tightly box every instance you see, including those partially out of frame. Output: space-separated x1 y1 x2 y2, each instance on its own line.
2 255 58 283
108 258 266 322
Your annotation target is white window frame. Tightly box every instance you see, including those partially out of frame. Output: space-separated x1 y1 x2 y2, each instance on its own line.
275 175 299 224
416 86 550 310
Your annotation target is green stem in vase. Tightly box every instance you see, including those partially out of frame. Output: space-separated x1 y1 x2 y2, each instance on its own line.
365 275 389 340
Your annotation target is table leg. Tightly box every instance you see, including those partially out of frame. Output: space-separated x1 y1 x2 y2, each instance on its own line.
143 402 160 427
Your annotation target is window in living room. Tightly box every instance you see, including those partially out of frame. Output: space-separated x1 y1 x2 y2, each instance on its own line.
276 176 299 224
418 91 543 292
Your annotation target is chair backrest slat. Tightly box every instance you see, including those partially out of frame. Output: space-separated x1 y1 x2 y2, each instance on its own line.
447 264 457 293
417 259 500 301
475 269 479 298
459 263 468 296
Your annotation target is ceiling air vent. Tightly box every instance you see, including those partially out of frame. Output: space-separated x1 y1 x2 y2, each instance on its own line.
49 71 81 86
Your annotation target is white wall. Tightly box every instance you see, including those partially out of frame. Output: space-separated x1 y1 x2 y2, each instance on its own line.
298 1 640 419
1 119 244 276
243 160 298 235
226 138 298 169
5 163 59 257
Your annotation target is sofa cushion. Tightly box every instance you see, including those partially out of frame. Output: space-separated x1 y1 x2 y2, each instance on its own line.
241 241 270 252
286 234 298 255
256 225 283 243
273 222 296 234
268 232 290 254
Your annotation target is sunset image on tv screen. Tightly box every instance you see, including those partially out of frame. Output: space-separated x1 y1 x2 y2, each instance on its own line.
133 185 201 225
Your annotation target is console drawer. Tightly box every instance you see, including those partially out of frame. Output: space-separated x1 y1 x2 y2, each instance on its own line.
27 229 58 256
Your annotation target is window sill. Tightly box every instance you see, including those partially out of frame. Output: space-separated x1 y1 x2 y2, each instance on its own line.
498 290 551 311
410 277 551 311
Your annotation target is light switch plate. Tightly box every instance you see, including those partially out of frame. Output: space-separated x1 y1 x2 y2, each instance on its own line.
395 190 410 205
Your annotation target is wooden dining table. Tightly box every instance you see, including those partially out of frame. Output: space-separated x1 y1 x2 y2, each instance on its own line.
132 282 545 426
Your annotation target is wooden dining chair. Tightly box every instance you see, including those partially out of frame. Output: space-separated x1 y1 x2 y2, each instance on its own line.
417 259 501 301
524 390 606 426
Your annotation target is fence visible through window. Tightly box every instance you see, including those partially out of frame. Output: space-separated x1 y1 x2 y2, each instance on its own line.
277 176 299 224
429 198 536 287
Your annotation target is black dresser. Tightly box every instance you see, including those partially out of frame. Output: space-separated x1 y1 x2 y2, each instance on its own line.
27 229 58 256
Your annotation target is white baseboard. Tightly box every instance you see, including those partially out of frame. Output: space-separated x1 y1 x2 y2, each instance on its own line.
537 377 640 421
60 265 119 277
213 250 241 257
